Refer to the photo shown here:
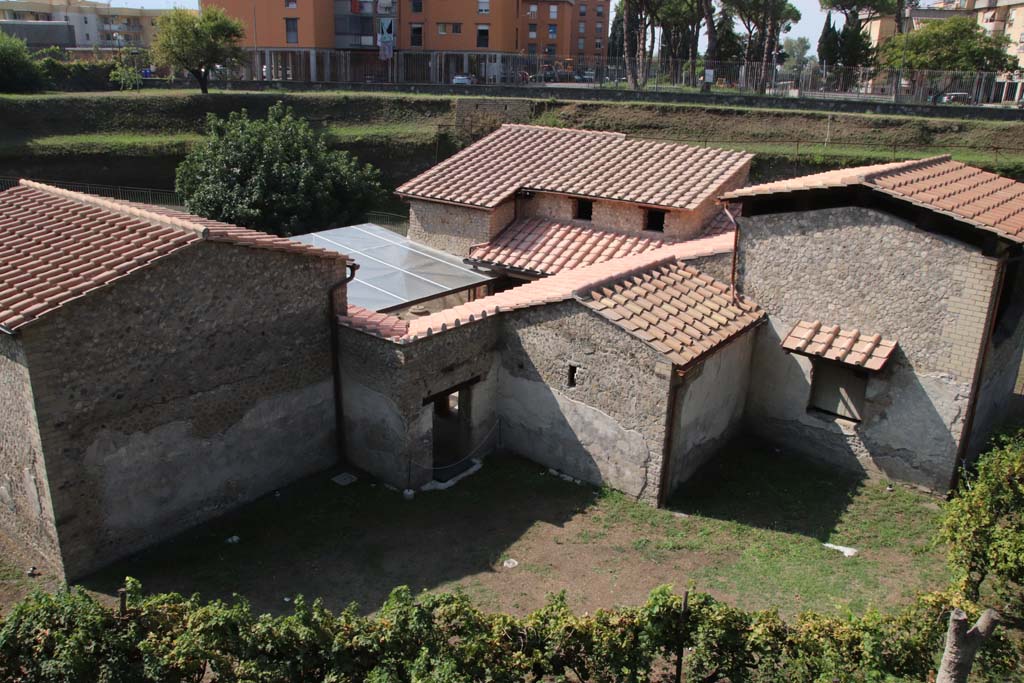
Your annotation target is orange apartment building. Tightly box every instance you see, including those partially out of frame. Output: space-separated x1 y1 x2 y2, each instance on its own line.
202 0 335 49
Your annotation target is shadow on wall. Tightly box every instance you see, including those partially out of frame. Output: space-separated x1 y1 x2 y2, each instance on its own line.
746 321 961 492
666 434 863 542
79 455 595 616
496 334 662 502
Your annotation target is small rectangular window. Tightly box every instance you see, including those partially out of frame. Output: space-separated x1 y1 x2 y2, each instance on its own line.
527 42 537 54
528 3 538 16
579 3 587 15
578 21 585 33
477 0 489 14
437 22 447 34
528 23 537 38
410 23 423 45
596 3 604 16
567 364 578 387
451 22 461 33
549 4 558 18
285 17 299 43
476 23 489 47
808 361 867 422
595 37 603 49
547 23 557 38
576 199 593 220
578 38 585 50
411 0 422 12
285 0 297 7
646 208 666 232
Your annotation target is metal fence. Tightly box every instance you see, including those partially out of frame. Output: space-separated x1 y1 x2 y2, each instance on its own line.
0 177 183 207
228 49 1023 107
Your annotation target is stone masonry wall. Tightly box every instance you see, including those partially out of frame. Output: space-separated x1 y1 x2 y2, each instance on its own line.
339 318 502 490
407 198 515 256
969 257 1024 458
667 332 755 493
737 207 1000 490
22 242 347 579
521 191 703 239
0 333 61 573
498 301 673 503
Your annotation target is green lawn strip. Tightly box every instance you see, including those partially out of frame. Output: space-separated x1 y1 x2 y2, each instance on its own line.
323 121 444 144
0 132 201 157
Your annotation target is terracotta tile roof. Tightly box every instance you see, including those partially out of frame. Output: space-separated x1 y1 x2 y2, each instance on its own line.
722 156 1024 242
781 320 897 371
397 124 753 211
466 218 671 276
578 261 763 368
337 304 410 338
339 232 760 367
0 180 345 332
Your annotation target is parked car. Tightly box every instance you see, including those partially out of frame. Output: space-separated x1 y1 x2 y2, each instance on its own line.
452 74 476 85
939 92 971 104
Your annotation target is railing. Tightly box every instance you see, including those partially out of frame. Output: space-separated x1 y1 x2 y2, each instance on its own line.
230 49 1024 106
365 211 410 234
0 177 182 207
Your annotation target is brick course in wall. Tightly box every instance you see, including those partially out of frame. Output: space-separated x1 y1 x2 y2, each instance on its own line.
19 241 347 578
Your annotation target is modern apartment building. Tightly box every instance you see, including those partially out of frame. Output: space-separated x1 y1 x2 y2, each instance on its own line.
0 0 175 47
864 0 1024 71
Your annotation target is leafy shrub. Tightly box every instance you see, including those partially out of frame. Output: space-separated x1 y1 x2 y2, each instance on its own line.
36 57 116 91
1 582 1020 683
0 33 44 93
941 429 1024 618
176 102 385 236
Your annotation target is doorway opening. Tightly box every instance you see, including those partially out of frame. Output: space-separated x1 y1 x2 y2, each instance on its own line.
426 379 477 481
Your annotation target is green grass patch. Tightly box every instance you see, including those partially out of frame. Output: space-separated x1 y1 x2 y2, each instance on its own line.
0 132 201 157
324 121 444 145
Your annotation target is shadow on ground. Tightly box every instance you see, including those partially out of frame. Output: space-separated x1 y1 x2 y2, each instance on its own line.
82 454 595 616
666 435 865 541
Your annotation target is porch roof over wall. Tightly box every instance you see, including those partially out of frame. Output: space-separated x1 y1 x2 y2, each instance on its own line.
782 320 898 371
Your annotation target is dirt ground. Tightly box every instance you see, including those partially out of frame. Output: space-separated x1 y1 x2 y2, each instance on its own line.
1 442 950 620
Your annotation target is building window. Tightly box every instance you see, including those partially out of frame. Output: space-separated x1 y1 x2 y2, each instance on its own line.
575 198 593 220
411 0 422 12
595 21 603 33
595 38 603 49
528 3 538 17
567 364 578 387
549 4 558 19
285 17 298 43
476 23 489 47
528 42 537 54
478 0 489 14
438 22 446 34
596 3 604 16
543 43 555 56
83 16 88 23
437 22 461 34
577 37 585 50
285 0 297 7
645 208 665 231
410 23 423 45
580 3 587 14
451 22 461 33
808 360 867 422
528 23 537 38
578 21 585 33
548 23 557 38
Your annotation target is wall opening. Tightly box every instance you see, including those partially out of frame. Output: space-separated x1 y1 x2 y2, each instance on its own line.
430 384 474 481
567 364 578 387
808 360 866 422
646 208 666 232
575 199 593 221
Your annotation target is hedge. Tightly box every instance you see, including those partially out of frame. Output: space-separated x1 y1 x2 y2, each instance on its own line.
0 580 1020 683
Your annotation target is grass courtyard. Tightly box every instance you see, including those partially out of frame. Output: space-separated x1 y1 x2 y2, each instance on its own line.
3 440 945 621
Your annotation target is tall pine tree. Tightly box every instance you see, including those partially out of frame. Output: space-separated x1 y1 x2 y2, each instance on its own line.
817 11 841 67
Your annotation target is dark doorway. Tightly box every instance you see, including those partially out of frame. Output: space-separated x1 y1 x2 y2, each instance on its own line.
429 383 474 481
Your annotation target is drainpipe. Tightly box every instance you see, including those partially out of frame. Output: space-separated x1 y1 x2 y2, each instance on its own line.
329 261 360 464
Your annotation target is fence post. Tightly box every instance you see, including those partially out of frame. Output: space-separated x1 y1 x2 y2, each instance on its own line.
673 590 690 683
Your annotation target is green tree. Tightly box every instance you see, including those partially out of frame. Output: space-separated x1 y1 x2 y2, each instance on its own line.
782 35 811 69
817 11 841 66
837 13 873 67
0 32 44 93
715 6 746 61
940 430 1024 615
176 102 385 236
151 7 244 94
877 16 1014 72
609 1 625 63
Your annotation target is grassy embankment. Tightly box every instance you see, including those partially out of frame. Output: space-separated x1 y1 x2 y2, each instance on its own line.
1 89 1022 188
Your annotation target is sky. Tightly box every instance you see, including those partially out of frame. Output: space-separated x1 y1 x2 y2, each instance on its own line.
115 0 834 50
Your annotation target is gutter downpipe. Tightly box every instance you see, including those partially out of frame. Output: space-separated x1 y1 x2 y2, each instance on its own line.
330 261 360 464
949 253 1006 493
